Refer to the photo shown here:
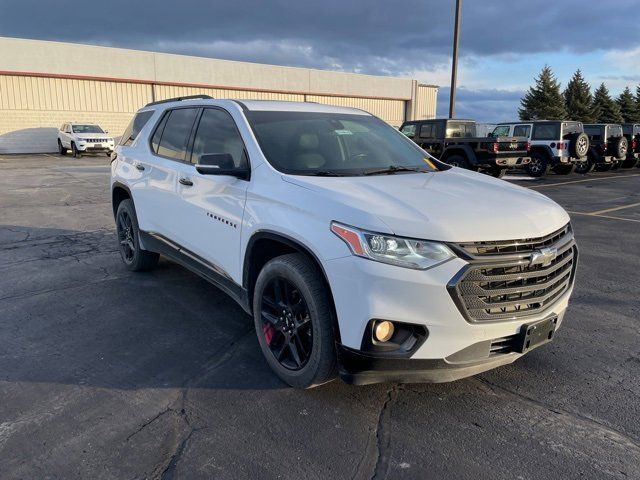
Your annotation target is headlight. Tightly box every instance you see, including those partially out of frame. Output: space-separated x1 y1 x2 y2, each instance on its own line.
330 222 455 270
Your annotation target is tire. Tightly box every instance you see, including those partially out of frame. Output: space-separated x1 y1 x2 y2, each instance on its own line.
71 142 82 158
58 139 67 156
526 152 549 177
574 158 594 174
594 163 612 172
552 164 575 175
486 166 506 178
621 157 638 168
568 132 589 158
115 199 159 271
253 253 337 389
445 154 470 169
612 136 628 160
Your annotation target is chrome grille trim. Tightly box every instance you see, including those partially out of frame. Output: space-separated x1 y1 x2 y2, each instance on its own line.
454 224 572 259
448 225 577 323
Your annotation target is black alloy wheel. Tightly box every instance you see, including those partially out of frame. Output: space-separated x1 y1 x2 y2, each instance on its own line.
526 153 548 177
116 209 136 264
260 276 313 371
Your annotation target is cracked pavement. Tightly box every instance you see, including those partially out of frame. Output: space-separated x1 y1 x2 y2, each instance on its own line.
0 154 639 479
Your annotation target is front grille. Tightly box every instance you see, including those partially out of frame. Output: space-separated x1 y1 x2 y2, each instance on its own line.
449 225 577 323
457 224 571 257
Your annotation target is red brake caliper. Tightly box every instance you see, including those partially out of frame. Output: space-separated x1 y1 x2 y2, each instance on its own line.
263 323 276 345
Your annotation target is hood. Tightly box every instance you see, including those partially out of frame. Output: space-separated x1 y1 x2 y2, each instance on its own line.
283 168 570 242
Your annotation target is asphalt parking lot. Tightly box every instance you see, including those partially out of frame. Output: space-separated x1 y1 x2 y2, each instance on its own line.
1 154 639 480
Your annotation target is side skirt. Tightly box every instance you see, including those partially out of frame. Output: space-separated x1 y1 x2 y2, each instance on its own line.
139 231 251 315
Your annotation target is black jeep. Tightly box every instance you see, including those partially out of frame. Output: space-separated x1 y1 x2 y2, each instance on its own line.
579 124 628 173
621 123 640 168
400 119 530 177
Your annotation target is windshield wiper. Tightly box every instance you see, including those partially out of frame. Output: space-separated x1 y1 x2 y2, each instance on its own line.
311 170 346 177
363 165 427 176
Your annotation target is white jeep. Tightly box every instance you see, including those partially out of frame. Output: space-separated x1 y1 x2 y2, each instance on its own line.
110 95 577 388
491 121 589 177
58 123 115 157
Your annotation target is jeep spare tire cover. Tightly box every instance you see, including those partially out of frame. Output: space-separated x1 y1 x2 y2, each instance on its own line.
613 136 628 159
569 132 589 158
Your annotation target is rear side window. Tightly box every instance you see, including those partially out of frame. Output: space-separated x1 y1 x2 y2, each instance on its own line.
513 125 531 137
419 124 436 138
446 122 475 138
608 126 622 138
120 110 154 146
584 126 602 140
532 123 560 140
191 108 247 167
153 108 199 161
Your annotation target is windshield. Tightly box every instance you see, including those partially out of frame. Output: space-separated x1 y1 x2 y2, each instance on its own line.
72 125 104 134
245 111 439 176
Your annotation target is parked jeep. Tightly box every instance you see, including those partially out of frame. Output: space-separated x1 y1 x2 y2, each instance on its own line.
621 123 640 168
491 121 589 177
58 122 115 158
400 119 530 178
579 124 628 173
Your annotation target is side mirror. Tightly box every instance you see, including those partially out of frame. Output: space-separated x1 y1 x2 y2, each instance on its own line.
196 153 250 180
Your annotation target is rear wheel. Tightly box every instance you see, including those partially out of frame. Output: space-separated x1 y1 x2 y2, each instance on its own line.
58 139 67 155
445 155 470 169
115 199 159 271
552 164 575 175
486 166 506 178
253 253 337 389
574 158 594 174
526 153 548 177
594 163 612 172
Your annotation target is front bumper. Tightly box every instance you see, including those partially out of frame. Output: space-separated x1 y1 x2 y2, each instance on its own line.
77 143 114 152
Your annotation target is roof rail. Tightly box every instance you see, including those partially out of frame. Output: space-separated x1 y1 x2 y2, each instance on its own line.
144 94 214 108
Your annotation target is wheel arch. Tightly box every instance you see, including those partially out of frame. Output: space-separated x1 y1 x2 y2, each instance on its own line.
243 230 341 342
111 182 133 218
441 145 476 165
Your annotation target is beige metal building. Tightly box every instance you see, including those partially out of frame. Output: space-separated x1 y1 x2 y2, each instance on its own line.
0 37 438 154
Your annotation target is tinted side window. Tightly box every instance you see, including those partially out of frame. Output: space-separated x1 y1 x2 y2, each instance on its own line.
419 124 435 138
121 110 154 146
583 126 602 140
156 108 199 161
151 112 169 153
532 124 560 140
191 108 247 167
446 122 475 138
400 124 416 137
513 125 531 137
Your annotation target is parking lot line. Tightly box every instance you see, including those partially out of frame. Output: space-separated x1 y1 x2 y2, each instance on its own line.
528 174 640 188
588 202 640 216
567 211 640 223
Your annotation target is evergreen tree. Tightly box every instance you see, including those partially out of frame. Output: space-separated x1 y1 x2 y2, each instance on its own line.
592 83 623 123
563 69 596 122
616 87 639 123
519 66 567 120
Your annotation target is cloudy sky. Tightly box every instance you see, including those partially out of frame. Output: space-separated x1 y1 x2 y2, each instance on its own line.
1 0 639 122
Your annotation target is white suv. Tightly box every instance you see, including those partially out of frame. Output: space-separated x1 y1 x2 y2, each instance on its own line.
111 96 578 388
58 122 115 157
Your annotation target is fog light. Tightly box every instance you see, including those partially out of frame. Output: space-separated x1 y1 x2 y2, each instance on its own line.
374 321 395 342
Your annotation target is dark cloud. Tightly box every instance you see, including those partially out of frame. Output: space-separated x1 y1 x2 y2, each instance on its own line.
437 88 526 123
1 0 637 120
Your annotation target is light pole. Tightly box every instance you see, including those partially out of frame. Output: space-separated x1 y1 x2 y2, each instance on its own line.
448 0 462 119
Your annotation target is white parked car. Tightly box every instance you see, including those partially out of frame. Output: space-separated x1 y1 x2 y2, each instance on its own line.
58 123 115 157
110 96 578 388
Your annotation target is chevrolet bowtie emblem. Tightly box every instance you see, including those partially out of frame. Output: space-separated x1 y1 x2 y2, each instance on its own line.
529 247 558 267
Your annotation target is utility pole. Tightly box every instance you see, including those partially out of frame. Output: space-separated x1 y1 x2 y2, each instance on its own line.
448 0 462 119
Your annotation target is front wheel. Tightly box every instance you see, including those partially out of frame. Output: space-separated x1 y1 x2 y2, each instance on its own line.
115 199 159 271
72 142 82 158
526 153 548 177
58 139 67 155
253 253 337 389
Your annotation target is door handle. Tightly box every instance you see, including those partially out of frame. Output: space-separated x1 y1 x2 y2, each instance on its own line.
135 164 145 171
179 177 193 186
